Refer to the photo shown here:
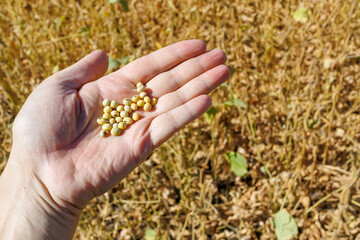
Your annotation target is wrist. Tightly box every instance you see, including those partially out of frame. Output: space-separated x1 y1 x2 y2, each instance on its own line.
0 158 82 240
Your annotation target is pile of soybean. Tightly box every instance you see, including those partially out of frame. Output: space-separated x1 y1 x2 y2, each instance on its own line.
96 82 157 137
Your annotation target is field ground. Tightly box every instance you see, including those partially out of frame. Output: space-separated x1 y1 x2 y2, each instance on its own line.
1 0 360 239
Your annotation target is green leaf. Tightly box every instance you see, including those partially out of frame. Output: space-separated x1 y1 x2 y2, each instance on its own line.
234 98 247 109
241 24 249 31
120 0 129 11
53 16 66 31
273 209 298 240
109 0 128 11
307 119 317 129
144 229 156 240
79 26 90 36
293 8 311 23
224 98 247 110
52 65 60 74
224 100 234 106
229 66 236 76
204 106 218 123
107 57 120 72
120 56 130 65
225 152 247 177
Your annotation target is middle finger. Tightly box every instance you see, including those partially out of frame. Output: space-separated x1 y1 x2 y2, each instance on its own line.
146 48 227 98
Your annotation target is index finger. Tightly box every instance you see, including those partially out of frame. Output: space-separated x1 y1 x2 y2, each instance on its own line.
111 39 207 84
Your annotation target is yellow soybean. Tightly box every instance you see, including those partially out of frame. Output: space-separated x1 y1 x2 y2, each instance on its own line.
103 106 112 113
143 103 152 111
99 82 154 137
118 122 127 130
132 112 139 121
102 123 111 131
103 113 111 120
109 118 116 125
116 105 124 112
139 92 147 98
123 117 133 124
137 85 146 92
111 127 121 136
123 98 132 105
131 103 138 110
144 96 151 103
100 130 107 137
97 117 106 125
151 98 157 105
102 99 110 107
124 105 132 113
137 100 145 107
111 110 119 117
132 95 140 102
120 111 128 118
110 100 118 108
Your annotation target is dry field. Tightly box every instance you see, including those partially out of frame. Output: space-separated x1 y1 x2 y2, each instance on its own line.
1 0 360 239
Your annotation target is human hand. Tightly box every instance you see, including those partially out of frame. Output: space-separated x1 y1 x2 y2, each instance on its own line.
0 40 229 239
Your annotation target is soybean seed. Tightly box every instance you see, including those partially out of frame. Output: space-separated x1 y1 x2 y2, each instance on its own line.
99 130 107 138
123 117 133 124
102 99 111 107
132 112 140 121
116 105 124 112
137 100 145 107
111 110 119 117
120 111 129 118
109 118 116 125
110 100 118 108
151 98 157 105
137 85 146 92
144 96 151 103
97 117 106 125
124 105 132 113
132 95 140 102
115 117 123 123
103 106 112 113
113 123 118 128
139 92 147 98
118 122 127 130
131 103 138 110
111 127 121 136
136 82 144 88
123 98 132 105
103 113 111 120
143 103 152 111
102 123 112 131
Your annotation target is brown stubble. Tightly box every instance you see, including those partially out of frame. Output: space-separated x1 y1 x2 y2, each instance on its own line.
1 0 360 239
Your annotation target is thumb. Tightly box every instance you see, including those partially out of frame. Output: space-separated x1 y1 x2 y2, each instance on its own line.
51 50 108 89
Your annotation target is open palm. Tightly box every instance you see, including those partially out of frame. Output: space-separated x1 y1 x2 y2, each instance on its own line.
10 40 229 209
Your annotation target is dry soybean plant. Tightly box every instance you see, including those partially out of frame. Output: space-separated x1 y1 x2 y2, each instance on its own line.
0 0 360 239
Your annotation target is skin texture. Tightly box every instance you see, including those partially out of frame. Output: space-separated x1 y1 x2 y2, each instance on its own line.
0 40 230 240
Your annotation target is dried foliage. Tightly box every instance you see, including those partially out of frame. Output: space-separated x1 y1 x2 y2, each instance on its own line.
1 0 360 239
